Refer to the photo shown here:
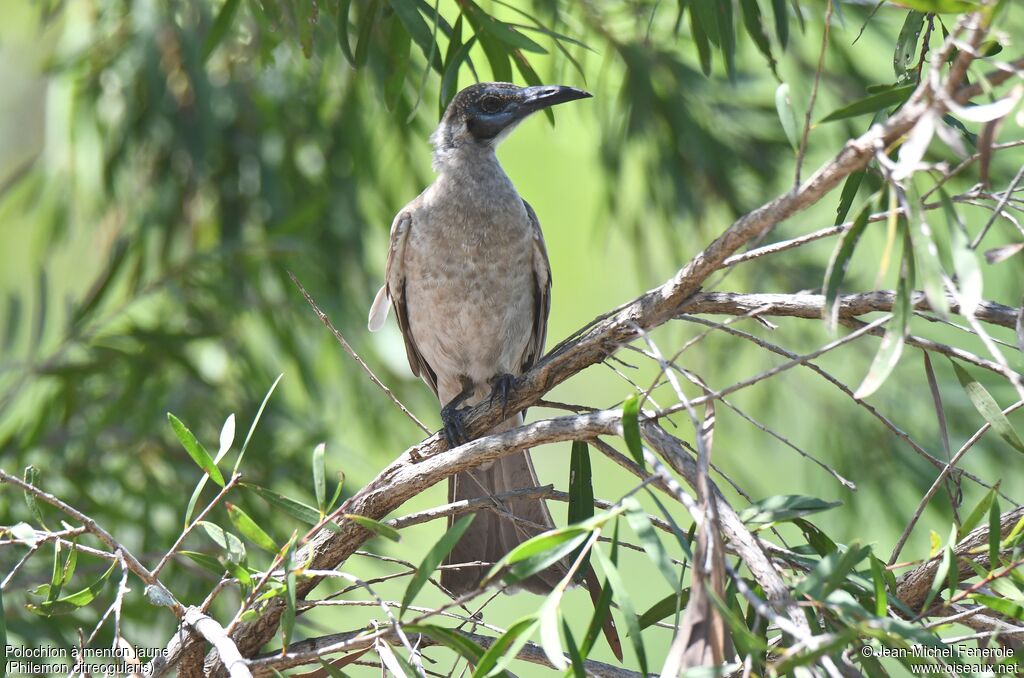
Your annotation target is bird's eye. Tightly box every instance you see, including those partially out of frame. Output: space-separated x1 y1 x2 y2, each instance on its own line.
479 95 502 114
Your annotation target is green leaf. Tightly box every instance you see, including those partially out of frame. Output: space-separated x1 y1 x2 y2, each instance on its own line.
561 619 585 678
186 413 237 527
168 413 225 487
623 498 676 588
464 1 546 54
313 442 327 516
939 189 982 315
199 521 247 563
440 15 471 108
496 531 588 586
989 497 1001 566
797 542 871 600
870 556 889 617
922 526 956 611
904 186 949 318
27 561 116 616
353 0 380 68
854 223 913 399
823 198 874 329
740 0 777 77
971 594 1024 621
388 0 443 71
716 0 736 80
950 361 1024 454
894 0 979 13
835 170 866 226
344 514 401 542
473 616 537 677
578 569 615 658
227 503 278 553
638 590 690 629
385 14 411 110
204 0 243 61
405 624 485 663
621 395 645 469
245 483 336 530
775 83 801 151
690 2 714 76
477 31 512 82
893 11 926 83
22 465 46 528
692 0 721 46
593 525 647 676
233 373 283 475
740 494 842 524
180 550 228 576
566 440 594 583
770 0 788 48
959 483 1000 541
316 659 353 678
820 84 916 123
337 0 355 66
401 514 475 616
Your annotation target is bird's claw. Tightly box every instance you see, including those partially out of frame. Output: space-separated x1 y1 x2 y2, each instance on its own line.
441 403 470 447
489 373 516 417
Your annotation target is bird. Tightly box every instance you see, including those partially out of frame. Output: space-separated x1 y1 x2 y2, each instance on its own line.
368 81 591 595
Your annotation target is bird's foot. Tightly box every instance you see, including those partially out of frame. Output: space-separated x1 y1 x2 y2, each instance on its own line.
441 403 470 447
488 373 517 417
441 375 476 447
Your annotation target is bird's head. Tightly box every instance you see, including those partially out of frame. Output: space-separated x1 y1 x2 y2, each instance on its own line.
431 82 591 161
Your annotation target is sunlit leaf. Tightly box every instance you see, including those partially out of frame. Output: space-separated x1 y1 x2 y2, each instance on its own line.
821 84 915 123
950 361 1024 454
401 514 474 616
227 503 278 552
344 514 401 542
740 494 842 524
168 413 225 487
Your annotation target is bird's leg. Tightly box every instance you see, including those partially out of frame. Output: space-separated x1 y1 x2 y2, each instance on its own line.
488 373 517 418
440 375 475 447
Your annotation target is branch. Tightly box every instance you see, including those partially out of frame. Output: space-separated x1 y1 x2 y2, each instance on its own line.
248 626 644 678
895 506 1024 614
681 291 1019 331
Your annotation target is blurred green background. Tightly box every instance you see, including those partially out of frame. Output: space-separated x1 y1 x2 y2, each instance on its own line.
1 0 1022 674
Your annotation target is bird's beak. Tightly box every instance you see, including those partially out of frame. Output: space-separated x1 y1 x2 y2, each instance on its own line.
516 85 592 118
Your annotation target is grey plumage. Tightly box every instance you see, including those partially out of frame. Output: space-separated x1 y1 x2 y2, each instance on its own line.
369 82 590 594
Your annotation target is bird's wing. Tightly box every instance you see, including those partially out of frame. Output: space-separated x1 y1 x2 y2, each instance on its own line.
522 199 552 371
369 210 439 396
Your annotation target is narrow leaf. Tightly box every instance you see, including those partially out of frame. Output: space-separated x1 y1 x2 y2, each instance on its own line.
401 514 475 616
820 84 915 123
168 413 225 487
950 361 1024 454
203 0 243 61
823 198 874 329
227 503 278 552
344 514 401 542
621 395 645 469
624 498 677 588
775 83 800 150
313 442 327 515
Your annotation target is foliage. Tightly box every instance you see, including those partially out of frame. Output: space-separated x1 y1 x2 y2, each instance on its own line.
0 0 1023 676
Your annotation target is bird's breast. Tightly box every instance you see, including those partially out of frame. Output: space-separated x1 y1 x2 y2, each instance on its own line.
402 180 537 398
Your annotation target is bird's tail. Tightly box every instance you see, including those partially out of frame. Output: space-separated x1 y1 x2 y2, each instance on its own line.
441 415 564 595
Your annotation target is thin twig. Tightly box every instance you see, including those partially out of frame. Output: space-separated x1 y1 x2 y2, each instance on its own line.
288 271 431 435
